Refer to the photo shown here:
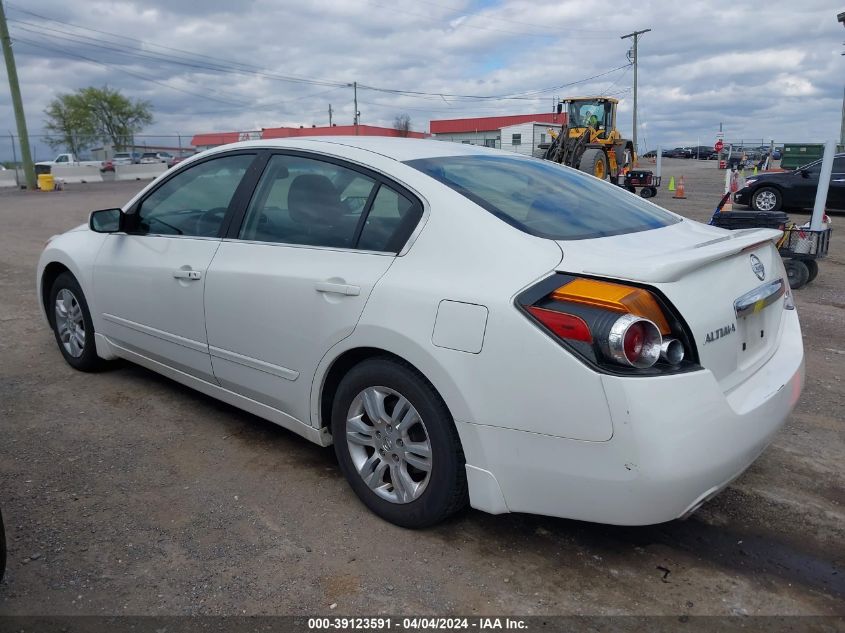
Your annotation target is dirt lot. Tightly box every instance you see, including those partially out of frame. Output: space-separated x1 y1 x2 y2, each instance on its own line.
0 159 843 617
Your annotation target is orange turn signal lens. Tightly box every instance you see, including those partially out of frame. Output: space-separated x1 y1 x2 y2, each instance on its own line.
550 278 671 335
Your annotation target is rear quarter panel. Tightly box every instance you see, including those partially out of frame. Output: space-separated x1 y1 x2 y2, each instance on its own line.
311 156 616 443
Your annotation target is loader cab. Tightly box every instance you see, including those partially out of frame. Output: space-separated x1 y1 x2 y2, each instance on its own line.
558 98 618 139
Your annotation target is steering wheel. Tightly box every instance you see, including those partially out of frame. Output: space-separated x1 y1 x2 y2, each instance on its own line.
193 207 228 236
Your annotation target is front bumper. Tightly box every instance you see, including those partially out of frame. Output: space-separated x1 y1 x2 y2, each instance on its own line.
458 308 804 525
733 187 752 205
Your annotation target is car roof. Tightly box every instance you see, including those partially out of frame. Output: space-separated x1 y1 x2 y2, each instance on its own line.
206 136 507 162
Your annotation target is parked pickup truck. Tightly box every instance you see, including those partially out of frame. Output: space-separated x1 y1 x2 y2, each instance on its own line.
35 153 103 174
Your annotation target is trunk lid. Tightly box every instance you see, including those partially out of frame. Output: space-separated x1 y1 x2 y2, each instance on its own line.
556 220 789 392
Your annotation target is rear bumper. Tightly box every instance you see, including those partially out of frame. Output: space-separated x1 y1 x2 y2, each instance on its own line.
459 308 804 525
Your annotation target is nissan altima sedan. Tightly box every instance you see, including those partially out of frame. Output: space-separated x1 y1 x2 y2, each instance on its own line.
37 138 804 528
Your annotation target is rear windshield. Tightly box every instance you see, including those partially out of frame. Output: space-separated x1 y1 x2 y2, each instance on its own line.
405 154 679 240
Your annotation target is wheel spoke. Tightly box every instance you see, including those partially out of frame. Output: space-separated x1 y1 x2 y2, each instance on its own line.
394 400 420 434
362 388 389 424
361 453 388 490
390 462 417 503
346 414 376 447
403 442 432 472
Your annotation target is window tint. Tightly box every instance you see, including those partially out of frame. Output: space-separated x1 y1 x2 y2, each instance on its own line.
406 154 679 240
136 154 253 237
358 185 417 252
239 154 377 248
833 157 845 173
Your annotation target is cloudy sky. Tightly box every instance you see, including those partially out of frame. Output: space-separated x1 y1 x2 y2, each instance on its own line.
1 0 843 160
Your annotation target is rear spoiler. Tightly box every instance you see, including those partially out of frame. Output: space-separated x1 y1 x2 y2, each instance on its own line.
582 228 782 283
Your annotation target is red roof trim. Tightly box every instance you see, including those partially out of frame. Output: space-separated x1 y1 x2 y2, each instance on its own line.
430 113 564 134
191 125 425 147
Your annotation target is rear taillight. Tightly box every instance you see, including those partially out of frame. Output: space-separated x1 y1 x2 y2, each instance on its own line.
517 274 698 375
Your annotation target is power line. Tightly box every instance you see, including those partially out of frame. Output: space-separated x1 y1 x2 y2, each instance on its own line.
6 3 348 88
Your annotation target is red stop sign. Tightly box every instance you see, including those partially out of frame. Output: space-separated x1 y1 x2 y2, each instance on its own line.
715 140 724 152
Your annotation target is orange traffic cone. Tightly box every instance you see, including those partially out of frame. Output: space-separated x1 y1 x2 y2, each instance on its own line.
673 175 687 199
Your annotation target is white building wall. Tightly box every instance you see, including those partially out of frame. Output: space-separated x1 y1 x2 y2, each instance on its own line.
430 131 500 148
433 122 558 156
500 123 557 156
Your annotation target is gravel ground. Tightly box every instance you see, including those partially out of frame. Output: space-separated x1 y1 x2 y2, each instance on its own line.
0 159 842 616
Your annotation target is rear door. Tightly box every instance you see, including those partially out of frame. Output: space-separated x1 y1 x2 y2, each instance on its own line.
204 152 423 424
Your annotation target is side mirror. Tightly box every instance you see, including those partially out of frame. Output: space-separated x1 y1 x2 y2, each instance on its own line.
89 208 123 233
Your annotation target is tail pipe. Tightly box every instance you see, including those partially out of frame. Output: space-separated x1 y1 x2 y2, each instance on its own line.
660 337 685 365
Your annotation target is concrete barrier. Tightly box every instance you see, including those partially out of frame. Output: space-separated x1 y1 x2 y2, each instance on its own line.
0 170 18 188
115 163 167 181
51 165 104 184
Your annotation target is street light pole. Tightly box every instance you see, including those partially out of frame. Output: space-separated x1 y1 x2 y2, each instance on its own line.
621 28 651 159
0 0 35 190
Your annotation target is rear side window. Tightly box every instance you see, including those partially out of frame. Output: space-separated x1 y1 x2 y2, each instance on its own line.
358 185 417 252
406 154 679 240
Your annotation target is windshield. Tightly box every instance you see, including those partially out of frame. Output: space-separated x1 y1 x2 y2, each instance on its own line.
406 154 679 240
568 100 607 129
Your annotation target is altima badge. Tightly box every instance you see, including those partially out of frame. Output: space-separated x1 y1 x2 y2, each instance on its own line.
750 254 765 281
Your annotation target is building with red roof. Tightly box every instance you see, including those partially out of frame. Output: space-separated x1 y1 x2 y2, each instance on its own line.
430 112 565 156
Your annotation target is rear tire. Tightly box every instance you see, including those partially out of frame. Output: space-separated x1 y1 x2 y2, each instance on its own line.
640 187 657 199
579 148 608 181
784 259 810 289
48 272 103 371
331 358 468 528
751 187 782 212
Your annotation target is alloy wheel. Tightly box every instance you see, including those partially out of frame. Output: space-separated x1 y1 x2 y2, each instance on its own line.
345 386 432 504
754 190 777 211
54 288 86 358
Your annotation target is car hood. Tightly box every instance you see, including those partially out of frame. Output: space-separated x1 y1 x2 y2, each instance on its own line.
745 170 795 183
555 219 781 284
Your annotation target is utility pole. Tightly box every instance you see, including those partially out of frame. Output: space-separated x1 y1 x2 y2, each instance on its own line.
328 103 333 127
621 28 651 159
0 0 35 190
352 82 359 135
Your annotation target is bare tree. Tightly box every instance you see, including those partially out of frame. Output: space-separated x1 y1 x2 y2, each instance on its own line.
393 114 412 137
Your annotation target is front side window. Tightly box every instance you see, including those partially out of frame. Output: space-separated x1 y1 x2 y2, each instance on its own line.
135 153 254 237
239 154 376 249
406 154 679 241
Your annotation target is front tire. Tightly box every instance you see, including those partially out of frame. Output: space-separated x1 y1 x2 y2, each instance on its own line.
805 259 819 284
579 148 608 180
48 272 102 371
751 186 782 212
331 358 468 528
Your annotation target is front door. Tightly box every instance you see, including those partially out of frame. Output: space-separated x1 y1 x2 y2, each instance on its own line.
830 156 845 209
93 153 257 381
204 152 423 424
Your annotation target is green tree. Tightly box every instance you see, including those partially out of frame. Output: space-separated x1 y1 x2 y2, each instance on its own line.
81 86 153 150
43 86 153 153
43 93 97 158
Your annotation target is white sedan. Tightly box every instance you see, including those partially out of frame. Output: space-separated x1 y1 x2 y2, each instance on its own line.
37 138 804 528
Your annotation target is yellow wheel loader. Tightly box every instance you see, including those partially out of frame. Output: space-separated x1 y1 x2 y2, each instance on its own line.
541 97 660 197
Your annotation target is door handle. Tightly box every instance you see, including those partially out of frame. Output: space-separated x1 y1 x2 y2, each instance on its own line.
173 269 202 281
315 281 360 296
